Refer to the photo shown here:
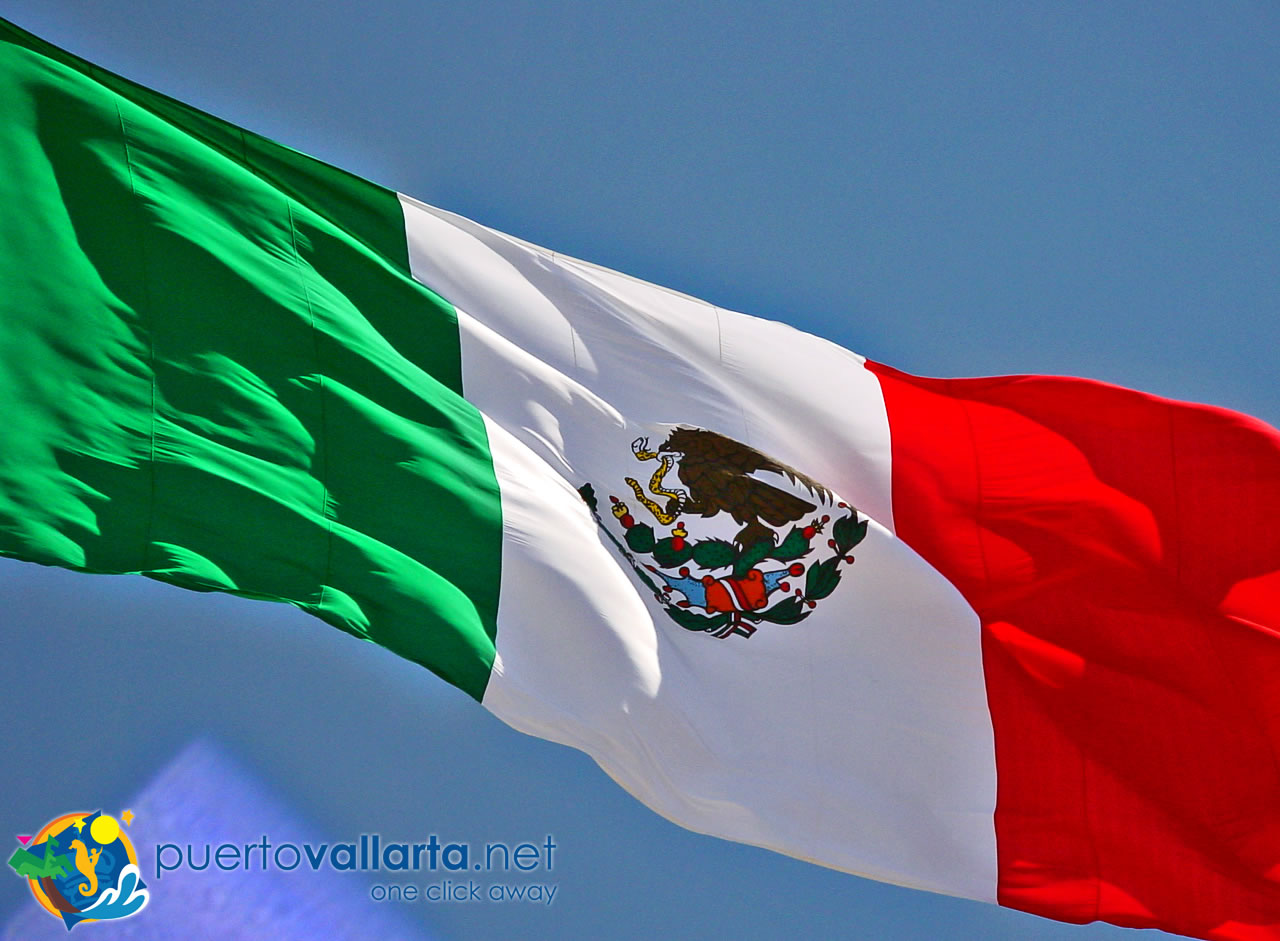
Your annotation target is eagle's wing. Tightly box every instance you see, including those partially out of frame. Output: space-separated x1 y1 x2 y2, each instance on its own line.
665 427 832 504
750 453 832 505
727 475 817 527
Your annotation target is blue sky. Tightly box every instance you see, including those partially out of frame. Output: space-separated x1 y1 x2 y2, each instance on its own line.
0 2 1276 939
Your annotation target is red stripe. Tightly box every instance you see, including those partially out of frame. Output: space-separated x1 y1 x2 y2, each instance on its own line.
725 577 750 611
867 361 1280 941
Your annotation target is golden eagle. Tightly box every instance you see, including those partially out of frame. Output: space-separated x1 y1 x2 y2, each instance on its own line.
642 427 833 550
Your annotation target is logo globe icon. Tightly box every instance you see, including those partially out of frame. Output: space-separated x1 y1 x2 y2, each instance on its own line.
10 810 149 930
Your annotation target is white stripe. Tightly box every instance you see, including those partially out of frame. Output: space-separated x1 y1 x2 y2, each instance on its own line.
400 194 998 901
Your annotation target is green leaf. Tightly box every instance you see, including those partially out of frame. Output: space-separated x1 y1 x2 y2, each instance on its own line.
756 596 811 625
691 538 737 570
625 523 656 553
664 605 728 633
770 527 810 562
733 539 774 578
832 515 867 553
577 483 598 513
805 557 842 600
652 537 695 568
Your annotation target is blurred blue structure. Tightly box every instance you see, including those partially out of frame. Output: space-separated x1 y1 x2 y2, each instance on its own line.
3 740 438 940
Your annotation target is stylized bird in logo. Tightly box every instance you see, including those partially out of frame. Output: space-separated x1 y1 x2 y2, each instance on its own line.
631 427 833 550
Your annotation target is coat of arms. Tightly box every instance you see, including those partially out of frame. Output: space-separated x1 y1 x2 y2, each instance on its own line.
580 427 866 638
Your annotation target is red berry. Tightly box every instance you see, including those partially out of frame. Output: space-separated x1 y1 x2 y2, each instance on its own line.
802 526 815 539
677 600 691 608
821 515 830 523
780 581 790 592
788 563 804 576
837 502 847 509
827 539 836 548
620 514 634 528
807 600 816 609
679 567 690 577
844 556 855 563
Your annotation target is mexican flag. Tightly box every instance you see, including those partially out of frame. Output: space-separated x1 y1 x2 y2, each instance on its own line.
3 17 1280 940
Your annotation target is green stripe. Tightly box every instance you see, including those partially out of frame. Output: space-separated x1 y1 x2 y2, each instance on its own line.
0 18 502 700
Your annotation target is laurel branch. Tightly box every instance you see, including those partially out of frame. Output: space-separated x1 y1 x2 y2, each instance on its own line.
579 483 867 637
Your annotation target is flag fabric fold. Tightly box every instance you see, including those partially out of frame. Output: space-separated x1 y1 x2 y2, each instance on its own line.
0 16 502 698
3 17 1280 940
870 363 1280 935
